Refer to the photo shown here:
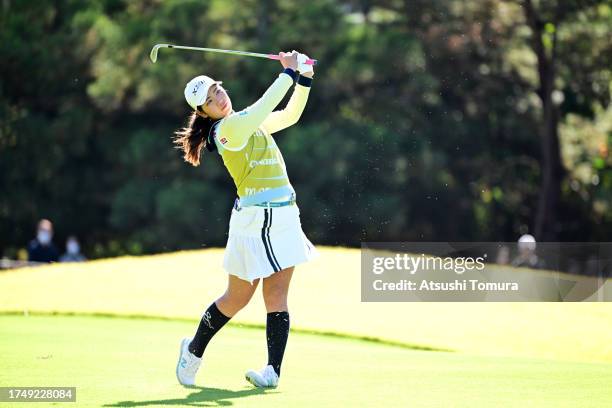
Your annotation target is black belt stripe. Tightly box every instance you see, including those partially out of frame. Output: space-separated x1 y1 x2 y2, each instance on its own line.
267 209 281 270
262 209 280 272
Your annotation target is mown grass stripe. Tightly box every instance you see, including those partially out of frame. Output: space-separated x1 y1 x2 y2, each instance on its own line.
0 310 451 353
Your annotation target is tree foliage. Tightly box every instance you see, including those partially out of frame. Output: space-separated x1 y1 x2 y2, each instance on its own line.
1 0 610 257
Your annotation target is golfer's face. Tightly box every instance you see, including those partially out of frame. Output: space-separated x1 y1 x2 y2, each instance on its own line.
201 84 232 119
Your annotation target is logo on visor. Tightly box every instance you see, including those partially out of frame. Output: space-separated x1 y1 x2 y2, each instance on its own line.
192 80 204 95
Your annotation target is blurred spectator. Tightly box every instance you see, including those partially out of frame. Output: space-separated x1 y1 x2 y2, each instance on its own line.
60 236 86 262
27 219 59 263
496 245 510 265
511 234 545 269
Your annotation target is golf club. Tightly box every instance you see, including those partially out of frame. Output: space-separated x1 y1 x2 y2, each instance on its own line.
150 43 318 65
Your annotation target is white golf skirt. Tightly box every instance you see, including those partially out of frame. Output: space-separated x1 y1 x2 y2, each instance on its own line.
223 204 319 283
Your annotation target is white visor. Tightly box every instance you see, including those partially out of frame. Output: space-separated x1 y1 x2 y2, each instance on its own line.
184 75 221 110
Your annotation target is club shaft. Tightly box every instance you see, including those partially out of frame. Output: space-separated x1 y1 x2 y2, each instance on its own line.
163 44 317 65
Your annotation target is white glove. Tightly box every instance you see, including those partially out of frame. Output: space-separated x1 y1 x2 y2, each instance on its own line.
297 53 313 75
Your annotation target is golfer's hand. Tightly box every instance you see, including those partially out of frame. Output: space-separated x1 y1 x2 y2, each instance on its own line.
279 51 299 71
296 52 314 77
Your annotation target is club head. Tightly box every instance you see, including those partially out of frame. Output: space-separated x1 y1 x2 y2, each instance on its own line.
149 44 169 63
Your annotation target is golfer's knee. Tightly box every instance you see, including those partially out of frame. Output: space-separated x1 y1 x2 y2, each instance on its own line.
263 286 288 312
218 292 251 314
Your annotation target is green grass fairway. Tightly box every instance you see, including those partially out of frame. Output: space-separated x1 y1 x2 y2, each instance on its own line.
1 248 612 363
1 315 611 408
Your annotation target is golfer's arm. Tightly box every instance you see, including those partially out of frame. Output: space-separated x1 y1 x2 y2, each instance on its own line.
218 69 295 151
261 76 312 134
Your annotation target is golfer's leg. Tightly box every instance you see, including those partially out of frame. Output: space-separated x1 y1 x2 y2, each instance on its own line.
262 266 294 376
263 266 293 312
217 274 260 317
189 275 259 358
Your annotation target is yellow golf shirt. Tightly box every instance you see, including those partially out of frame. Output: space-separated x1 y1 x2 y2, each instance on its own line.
213 69 311 199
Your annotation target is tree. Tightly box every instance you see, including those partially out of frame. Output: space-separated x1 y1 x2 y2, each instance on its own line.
519 0 610 240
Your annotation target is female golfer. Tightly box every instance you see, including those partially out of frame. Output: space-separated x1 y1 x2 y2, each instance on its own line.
174 51 317 388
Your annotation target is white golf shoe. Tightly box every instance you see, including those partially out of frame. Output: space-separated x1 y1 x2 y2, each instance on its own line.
245 365 279 388
176 338 202 386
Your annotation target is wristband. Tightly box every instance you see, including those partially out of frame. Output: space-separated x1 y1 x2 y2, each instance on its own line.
297 75 313 87
282 68 297 81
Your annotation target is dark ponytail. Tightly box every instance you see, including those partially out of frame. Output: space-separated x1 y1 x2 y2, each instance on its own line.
173 111 217 166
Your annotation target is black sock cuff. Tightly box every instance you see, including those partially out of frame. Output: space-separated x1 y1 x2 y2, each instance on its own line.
267 311 289 319
267 311 290 328
209 302 231 325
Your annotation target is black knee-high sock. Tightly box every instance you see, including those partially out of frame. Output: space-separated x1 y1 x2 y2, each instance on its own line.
188 302 230 358
267 311 290 376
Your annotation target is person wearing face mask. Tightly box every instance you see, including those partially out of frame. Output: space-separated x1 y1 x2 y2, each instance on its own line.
27 219 60 263
59 236 86 263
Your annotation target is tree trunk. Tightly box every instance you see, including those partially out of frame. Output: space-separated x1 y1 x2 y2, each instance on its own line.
523 0 565 241
257 0 270 47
